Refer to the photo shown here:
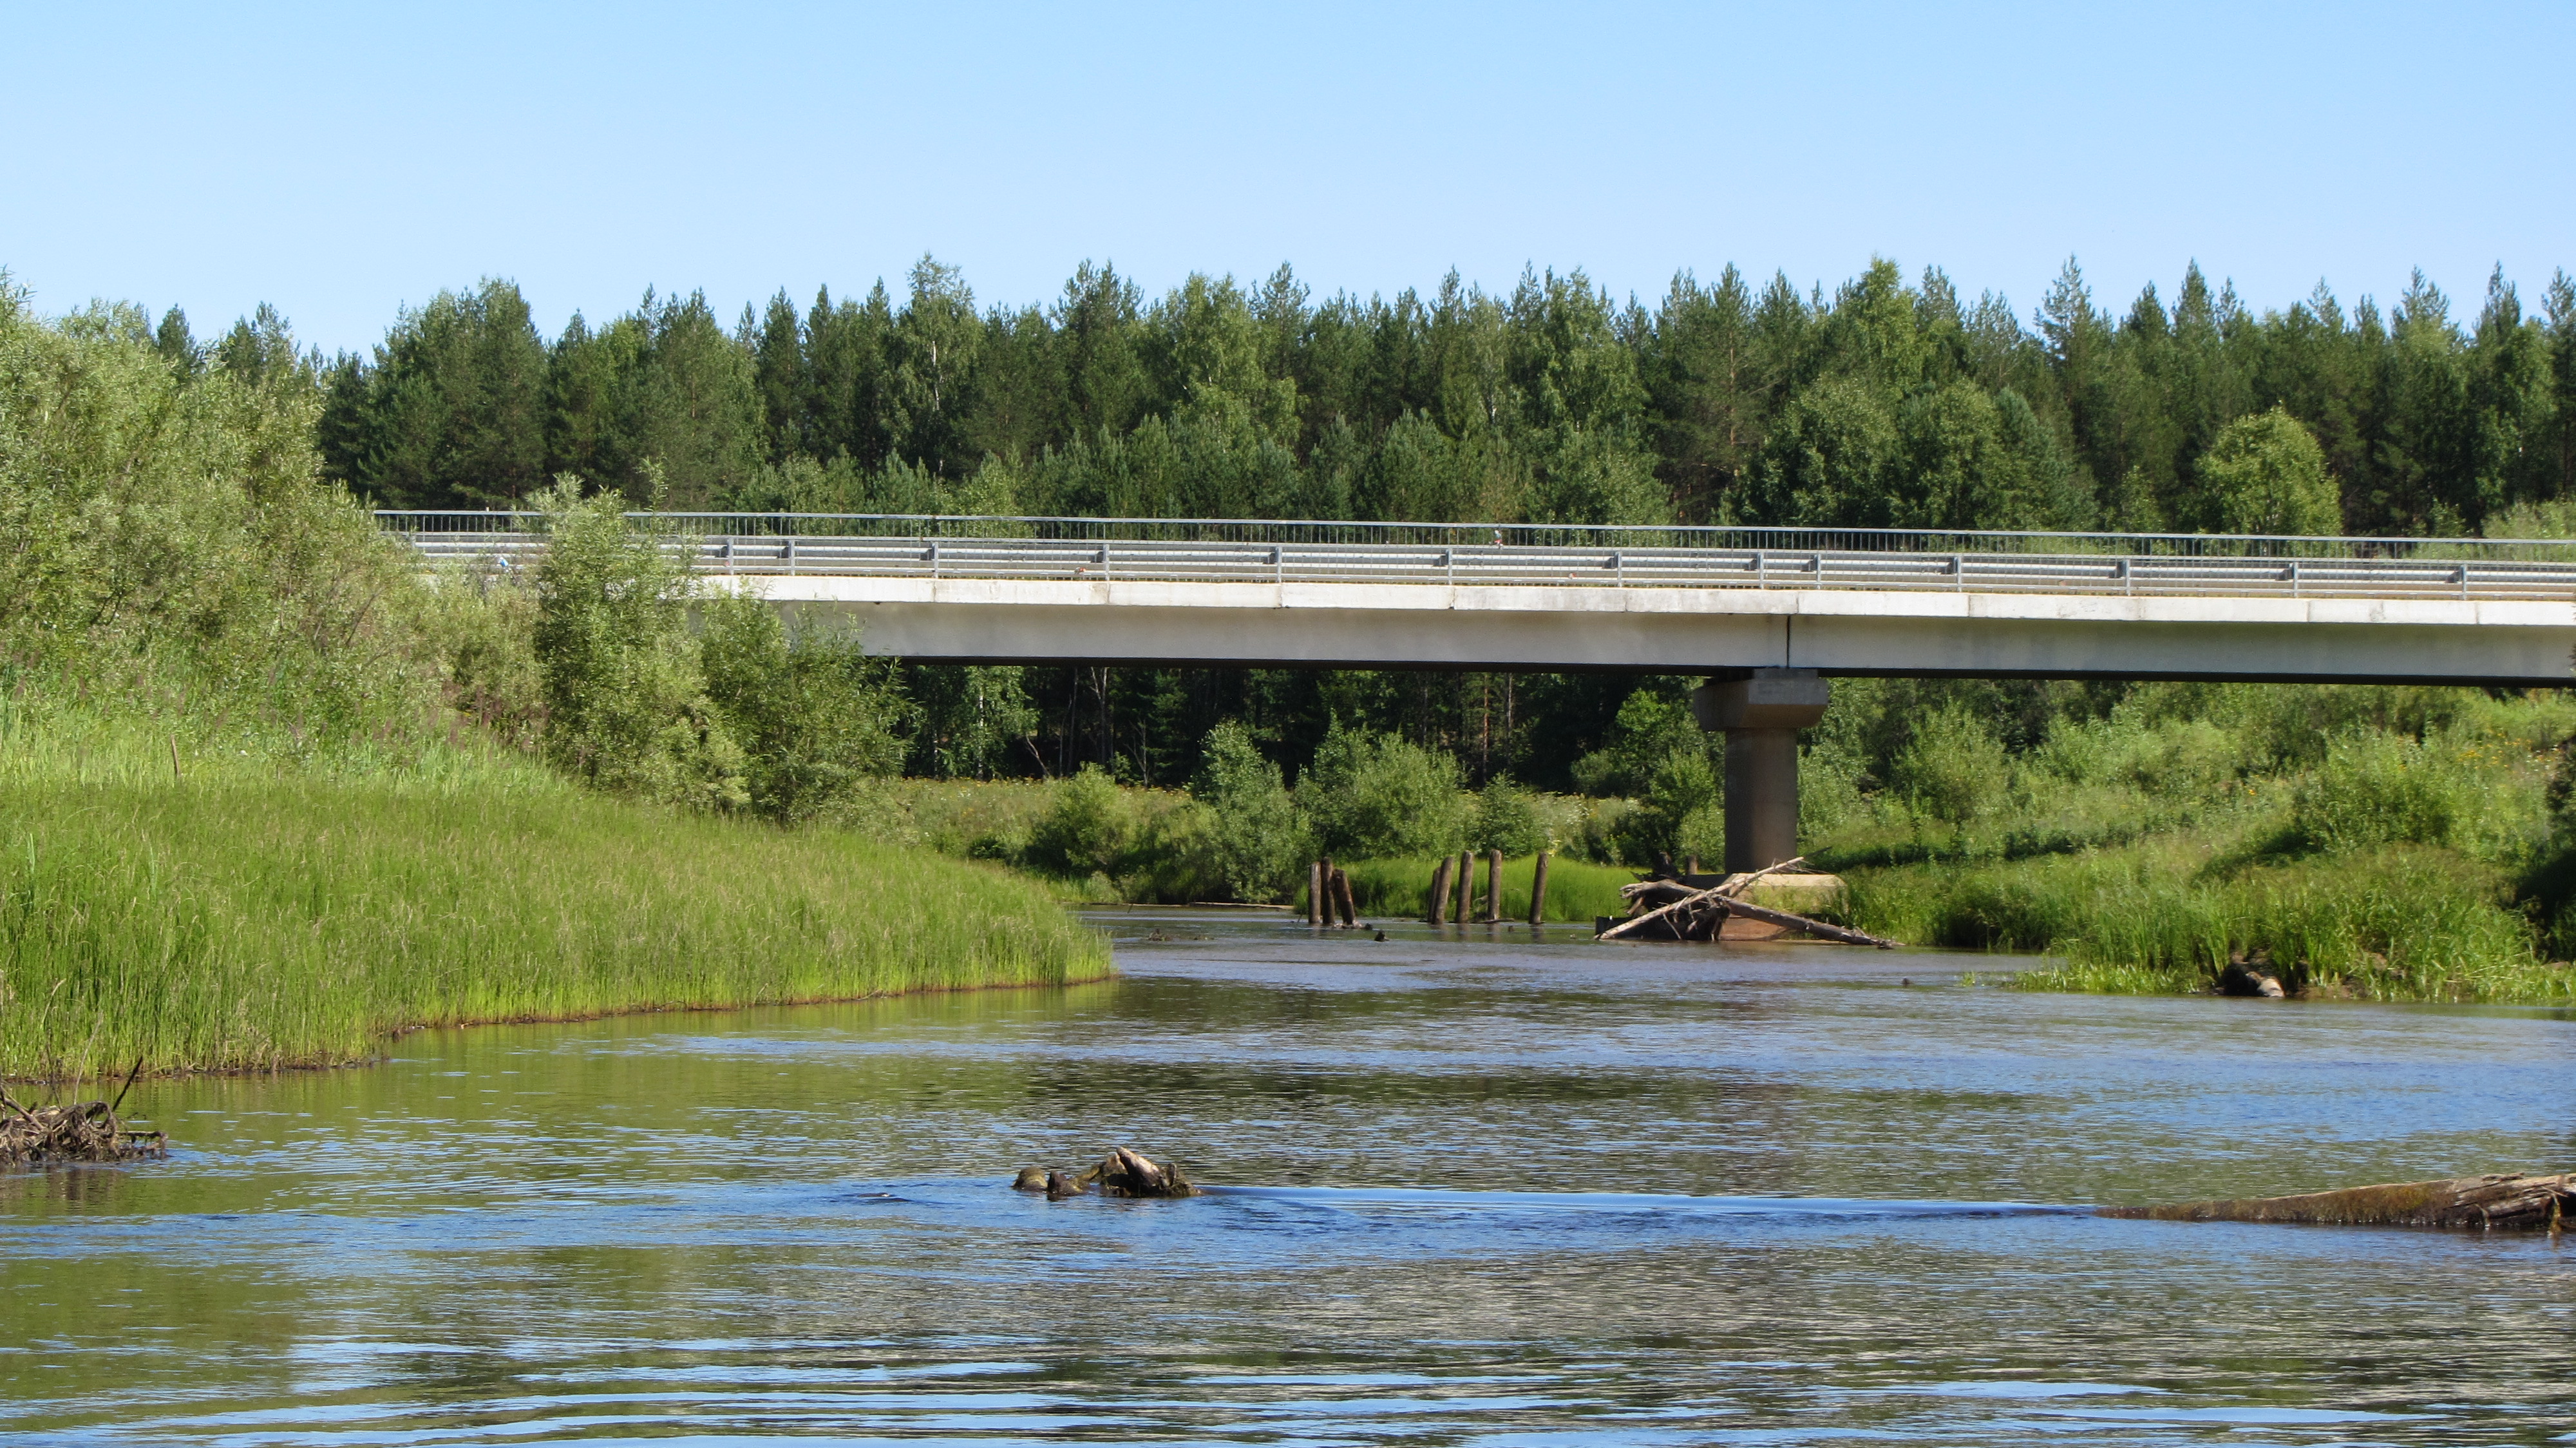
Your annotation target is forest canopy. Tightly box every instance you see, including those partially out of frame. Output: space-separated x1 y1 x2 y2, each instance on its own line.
293 256 2576 540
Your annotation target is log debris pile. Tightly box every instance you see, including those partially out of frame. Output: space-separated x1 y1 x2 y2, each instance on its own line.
0 1088 166 1167
1011 1147 1200 1199
1596 858 1897 948
2101 1172 2574 1231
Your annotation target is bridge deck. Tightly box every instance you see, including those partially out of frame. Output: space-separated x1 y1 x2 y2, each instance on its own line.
389 517 2576 685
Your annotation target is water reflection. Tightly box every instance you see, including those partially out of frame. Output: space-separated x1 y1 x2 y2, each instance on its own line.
2 910 2571 1445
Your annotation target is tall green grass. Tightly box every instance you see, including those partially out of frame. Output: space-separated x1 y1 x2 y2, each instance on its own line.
0 717 1112 1080
1840 839 2576 1004
1338 853 1636 924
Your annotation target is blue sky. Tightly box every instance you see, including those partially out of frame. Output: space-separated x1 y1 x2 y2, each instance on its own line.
5 1 2568 354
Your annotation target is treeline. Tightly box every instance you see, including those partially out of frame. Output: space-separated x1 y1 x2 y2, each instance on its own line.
298 255 2576 537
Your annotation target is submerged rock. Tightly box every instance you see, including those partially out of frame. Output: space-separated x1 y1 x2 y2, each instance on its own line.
2218 956 2287 997
1010 1150 1194 1198
1074 1146 1200 1198
2102 1172 2573 1230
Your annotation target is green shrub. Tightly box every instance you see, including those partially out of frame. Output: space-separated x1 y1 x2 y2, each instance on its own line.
1191 721 1309 902
1571 685 1705 797
1120 797 1229 903
531 479 746 807
1892 705 2007 825
1798 739 1870 836
1609 744 1721 864
1026 764 1132 876
1297 723 1468 858
2195 405 2340 535
0 281 450 756
2038 711 2241 796
1470 776 1551 855
1569 795 1638 863
699 595 905 821
2288 731 2463 853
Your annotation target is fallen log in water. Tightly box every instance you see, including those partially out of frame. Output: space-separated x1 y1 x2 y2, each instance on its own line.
1716 894 1899 949
0 1085 167 1167
1010 1147 1200 1199
2099 1172 2574 1230
1597 858 1897 948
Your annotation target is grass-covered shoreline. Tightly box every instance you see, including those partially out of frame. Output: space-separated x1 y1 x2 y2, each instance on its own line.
0 720 1112 1081
1836 839 2576 1004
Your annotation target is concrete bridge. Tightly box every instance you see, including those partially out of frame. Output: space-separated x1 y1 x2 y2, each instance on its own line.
390 512 2576 872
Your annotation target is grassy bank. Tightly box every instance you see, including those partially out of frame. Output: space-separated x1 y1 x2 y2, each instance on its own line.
0 719 1112 1081
1803 688 2576 1003
1837 837 2576 1002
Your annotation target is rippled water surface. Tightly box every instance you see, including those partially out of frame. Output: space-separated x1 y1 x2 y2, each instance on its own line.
6 911 2573 1445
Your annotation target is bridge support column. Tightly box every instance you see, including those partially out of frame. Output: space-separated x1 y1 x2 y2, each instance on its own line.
1691 670 1830 873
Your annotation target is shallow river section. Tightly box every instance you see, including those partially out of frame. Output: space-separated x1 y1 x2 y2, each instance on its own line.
4 913 2573 1445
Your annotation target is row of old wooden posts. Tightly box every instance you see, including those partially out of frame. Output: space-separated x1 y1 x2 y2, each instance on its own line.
1304 851 1553 928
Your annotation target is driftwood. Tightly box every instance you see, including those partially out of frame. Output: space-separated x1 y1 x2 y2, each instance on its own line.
1597 881 1728 940
1595 856 1900 948
0 1085 166 1167
1598 858 1799 940
2101 1172 2574 1231
1714 894 1899 948
1011 1147 1200 1199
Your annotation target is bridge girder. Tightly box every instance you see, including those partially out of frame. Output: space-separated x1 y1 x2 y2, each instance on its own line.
734 578 2576 687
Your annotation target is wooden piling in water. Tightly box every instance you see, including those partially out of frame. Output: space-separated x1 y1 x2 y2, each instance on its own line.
1308 861 1324 926
1529 851 1550 925
1428 856 1452 924
1484 850 1503 923
1330 868 1358 928
1454 850 1473 923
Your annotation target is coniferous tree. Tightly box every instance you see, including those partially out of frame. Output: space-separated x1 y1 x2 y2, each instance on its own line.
357 281 548 507
1640 267 1763 521
151 306 198 377
804 283 893 469
748 290 804 466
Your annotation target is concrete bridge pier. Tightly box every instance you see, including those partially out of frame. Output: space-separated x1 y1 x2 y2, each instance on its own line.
1691 670 1832 873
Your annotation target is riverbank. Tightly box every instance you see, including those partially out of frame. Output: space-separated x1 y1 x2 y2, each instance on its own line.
1837 837 2576 1002
0 719 1113 1081
1804 688 2576 1004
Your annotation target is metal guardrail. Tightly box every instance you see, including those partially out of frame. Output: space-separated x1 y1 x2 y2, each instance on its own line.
380 513 2576 602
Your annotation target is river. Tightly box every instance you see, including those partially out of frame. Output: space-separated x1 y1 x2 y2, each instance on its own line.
4 911 2571 1445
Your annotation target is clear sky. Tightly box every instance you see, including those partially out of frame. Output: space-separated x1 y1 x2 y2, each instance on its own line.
5 1 2569 355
